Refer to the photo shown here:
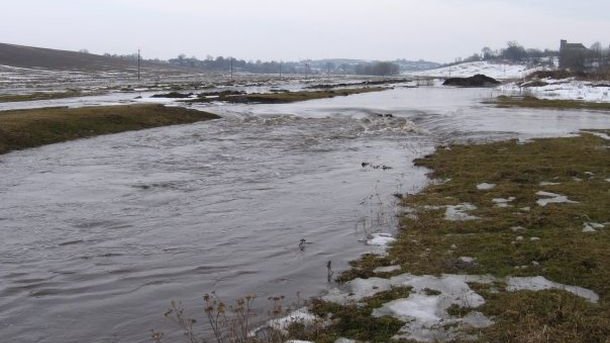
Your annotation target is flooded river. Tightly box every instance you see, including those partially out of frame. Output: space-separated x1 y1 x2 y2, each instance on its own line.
1 86 609 342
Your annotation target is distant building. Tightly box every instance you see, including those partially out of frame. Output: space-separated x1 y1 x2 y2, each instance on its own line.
559 39 589 71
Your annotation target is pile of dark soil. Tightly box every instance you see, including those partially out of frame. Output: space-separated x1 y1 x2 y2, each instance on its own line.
443 74 500 87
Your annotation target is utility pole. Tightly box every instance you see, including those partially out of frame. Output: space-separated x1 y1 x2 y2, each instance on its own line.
137 49 141 81
229 57 233 80
279 62 282 79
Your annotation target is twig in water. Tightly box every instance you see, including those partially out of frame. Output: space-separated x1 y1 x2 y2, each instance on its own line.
327 260 334 283
299 239 306 251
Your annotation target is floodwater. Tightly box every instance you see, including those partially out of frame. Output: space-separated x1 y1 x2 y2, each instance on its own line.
1 86 609 343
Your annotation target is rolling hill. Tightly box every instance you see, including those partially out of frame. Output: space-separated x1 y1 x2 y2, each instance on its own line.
0 42 185 72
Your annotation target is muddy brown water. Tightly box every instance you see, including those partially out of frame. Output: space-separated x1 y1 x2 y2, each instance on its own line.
1 86 609 343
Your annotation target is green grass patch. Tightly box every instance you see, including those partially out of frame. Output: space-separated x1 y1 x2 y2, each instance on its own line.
331 133 610 342
0 104 219 154
488 95 610 111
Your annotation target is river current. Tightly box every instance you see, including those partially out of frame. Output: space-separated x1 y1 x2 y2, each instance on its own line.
1 86 609 342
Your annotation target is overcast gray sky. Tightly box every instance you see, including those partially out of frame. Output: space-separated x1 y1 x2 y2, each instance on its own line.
1 0 609 63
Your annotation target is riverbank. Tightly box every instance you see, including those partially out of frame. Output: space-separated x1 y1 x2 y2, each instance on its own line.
489 95 610 111
0 104 219 154
284 132 609 342
0 90 85 103
184 87 388 104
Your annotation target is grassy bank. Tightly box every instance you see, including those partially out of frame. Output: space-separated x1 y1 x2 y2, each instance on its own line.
489 95 610 111
186 87 387 104
293 132 610 342
0 90 84 103
0 104 219 154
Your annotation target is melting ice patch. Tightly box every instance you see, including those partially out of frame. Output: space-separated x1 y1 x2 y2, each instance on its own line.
334 339 356 343
536 191 578 207
324 273 493 342
323 273 599 342
374 265 402 273
445 203 478 221
323 277 393 304
410 61 543 80
500 79 610 103
583 222 606 233
263 308 318 334
377 274 491 342
366 233 396 246
539 181 561 186
476 183 496 191
507 276 599 303
492 197 516 208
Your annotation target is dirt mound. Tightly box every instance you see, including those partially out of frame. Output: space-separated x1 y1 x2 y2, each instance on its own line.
443 74 501 87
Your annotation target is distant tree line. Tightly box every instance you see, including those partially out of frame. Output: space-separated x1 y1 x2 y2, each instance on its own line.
165 55 401 76
101 52 166 64
168 55 301 74
455 41 559 65
354 62 400 76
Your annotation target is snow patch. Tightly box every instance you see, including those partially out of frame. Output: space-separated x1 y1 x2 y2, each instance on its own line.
374 274 491 342
374 265 402 273
510 226 526 232
322 277 392 304
266 308 318 333
366 233 396 247
583 222 605 233
536 191 578 207
445 203 478 221
500 79 610 103
375 294 441 322
492 197 515 208
506 276 599 303
539 181 561 186
334 339 357 343
410 61 542 80
476 183 496 190
458 256 475 264
323 272 599 341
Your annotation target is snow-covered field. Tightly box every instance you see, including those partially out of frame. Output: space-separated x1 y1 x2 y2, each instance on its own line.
410 61 545 80
407 61 610 103
500 78 610 103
